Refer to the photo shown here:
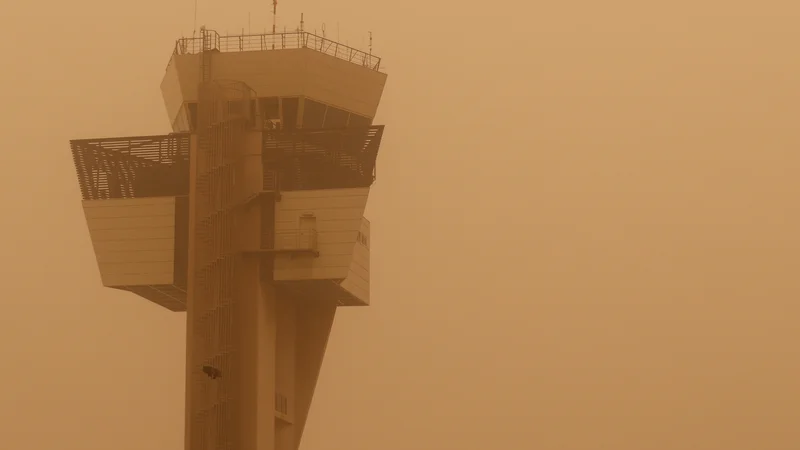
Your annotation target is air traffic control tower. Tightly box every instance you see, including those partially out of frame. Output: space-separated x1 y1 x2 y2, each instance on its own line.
69 28 387 450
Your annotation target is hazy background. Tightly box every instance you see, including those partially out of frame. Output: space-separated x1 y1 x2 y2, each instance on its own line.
1 0 799 448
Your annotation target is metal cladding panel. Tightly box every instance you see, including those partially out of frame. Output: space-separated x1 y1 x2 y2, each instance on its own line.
161 57 185 130
82 197 177 287
339 216 370 306
273 188 369 282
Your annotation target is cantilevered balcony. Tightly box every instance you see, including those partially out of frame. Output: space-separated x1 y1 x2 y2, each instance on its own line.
70 133 191 311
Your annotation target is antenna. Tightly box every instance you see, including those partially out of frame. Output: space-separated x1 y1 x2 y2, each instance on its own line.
300 13 305 33
322 23 326 38
367 31 372 66
271 0 277 49
193 0 198 37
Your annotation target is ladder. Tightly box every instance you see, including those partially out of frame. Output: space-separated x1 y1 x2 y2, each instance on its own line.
200 26 213 83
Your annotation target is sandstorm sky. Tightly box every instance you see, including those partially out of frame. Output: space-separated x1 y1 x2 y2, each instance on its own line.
0 0 798 449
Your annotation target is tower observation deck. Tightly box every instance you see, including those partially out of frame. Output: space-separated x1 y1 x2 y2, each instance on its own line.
69 27 387 450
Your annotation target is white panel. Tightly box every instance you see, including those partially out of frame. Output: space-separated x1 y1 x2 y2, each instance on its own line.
87 215 175 230
167 48 387 119
92 238 174 252
340 217 370 305
83 202 174 218
82 197 177 209
82 197 177 287
90 227 175 241
273 188 369 282
103 271 174 286
160 57 185 129
301 50 387 119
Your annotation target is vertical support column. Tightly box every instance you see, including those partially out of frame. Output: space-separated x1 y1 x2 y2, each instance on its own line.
234 256 277 450
184 134 198 450
256 280 278 450
275 296 297 450
235 126 278 450
189 81 254 450
295 97 305 129
293 297 338 448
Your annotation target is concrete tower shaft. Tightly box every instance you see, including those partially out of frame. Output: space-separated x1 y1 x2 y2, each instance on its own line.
69 27 387 450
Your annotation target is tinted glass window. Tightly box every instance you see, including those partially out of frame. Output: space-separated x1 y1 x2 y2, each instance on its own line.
227 100 244 117
281 97 299 130
302 99 327 129
259 97 279 119
348 114 371 128
187 103 198 130
324 107 349 128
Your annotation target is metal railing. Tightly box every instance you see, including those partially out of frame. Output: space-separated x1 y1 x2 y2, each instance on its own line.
70 133 191 201
174 31 381 71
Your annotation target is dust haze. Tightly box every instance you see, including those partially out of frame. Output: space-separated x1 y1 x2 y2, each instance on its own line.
0 0 798 449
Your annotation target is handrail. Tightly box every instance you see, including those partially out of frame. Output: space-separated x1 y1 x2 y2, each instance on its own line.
173 31 381 72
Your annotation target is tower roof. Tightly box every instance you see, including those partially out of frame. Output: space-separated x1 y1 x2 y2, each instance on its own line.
161 30 388 131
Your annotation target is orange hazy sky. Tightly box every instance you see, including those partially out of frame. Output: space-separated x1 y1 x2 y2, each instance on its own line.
1 0 799 449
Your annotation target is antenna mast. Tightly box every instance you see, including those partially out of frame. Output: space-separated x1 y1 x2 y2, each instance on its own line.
271 0 277 49
193 0 198 37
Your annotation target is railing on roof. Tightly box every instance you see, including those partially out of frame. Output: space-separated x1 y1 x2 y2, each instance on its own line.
174 30 381 71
